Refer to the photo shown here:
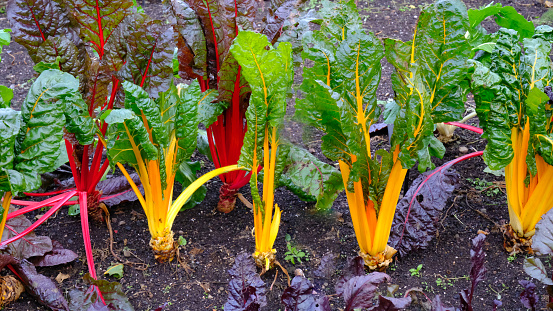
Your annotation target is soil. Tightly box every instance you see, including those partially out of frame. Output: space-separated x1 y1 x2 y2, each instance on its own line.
0 0 552 310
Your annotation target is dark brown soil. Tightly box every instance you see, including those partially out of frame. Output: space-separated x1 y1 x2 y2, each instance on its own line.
1 0 552 310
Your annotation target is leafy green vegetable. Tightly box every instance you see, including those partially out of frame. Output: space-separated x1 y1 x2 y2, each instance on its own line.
104 263 124 279
468 3 534 39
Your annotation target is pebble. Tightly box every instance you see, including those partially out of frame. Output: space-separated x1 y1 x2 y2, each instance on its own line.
459 146 469 154
67 239 73 244
125 226 131 230
118 220 126 226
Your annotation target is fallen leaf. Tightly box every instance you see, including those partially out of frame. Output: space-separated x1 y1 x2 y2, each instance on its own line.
55 272 70 284
190 248 204 256
546 1 553 8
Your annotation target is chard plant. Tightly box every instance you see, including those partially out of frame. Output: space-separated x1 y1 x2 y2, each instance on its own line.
230 31 293 270
297 0 470 270
102 82 241 262
7 0 175 275
168 0 298 213
471 26 553 253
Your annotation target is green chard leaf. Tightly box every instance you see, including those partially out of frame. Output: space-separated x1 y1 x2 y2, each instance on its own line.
388 0 471 172
175 160 207 210
1 70 84 193
471 26 553 169
231 31 293 169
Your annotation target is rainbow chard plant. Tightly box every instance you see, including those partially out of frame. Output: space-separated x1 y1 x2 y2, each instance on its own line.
297 0 470 270
169 0 299 213
102 82 241 262
6 0 175 220
230 31 293 270
0 71 93 283
470 26 553 253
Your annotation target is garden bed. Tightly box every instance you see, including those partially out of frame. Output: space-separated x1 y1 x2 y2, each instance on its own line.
0 0 551 310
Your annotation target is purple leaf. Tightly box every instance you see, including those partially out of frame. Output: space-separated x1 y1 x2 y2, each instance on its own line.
282 275 316 311
315 296 331 311
29 240 78 267
67 274 134 311
460 234 487 311
371 295 412 311
431 295 455 311
2 213 53 260
523 257 553 285
0 254 18 270
493 299 502 311
342 273 390 311
314 253 337 279
97 173 143 207
11 259 69 310
262 0 299 44
335 256 365 296
389 167 459 256
530 207 553 256
519 280 538 311
224 253 267 311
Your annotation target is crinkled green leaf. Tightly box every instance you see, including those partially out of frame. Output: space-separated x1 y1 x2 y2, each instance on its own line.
231 31 293 169
104 109 158 169
388 0 470 172
33 56 61 74
182 81 222 128
0 85 14 109
468 3 534 39
275 144 343 211
0 108 22 192
471 27 553 169
175 82 201 162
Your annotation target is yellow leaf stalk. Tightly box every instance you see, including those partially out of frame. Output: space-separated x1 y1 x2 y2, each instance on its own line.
252 127 282 271
338 146 407 271
0 192 13 240
110 131 241 262
505 120 553 241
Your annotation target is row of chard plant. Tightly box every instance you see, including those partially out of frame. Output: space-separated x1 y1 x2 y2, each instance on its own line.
0 0 553 308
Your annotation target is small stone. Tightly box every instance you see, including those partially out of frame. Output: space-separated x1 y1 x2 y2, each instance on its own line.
454 234 460 240
67 239 73 244
480 208 487 213
178 230 184 235
123 249 131 257
459 146 469 154
207 294 213 299
111 218 117 224
118 220 126 226
125 226 131 231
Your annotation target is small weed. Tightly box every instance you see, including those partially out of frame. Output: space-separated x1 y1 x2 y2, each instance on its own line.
507 253 517 262
163 285 171 294
436 277 454 289
285 243 307 265
467 177 501 197
409 264 423 277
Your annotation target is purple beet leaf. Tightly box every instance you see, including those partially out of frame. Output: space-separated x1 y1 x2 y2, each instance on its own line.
29 240 78 267
67 274 134 311
371 295 412 310
459 233 487 311
335 256 365 296
224 253 267 311
282 275 316 311
519 280 538 311
342 273 390 311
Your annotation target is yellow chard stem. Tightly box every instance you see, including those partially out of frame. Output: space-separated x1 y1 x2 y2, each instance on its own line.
0 192 13 239
167 165 242 229
371 159 408 255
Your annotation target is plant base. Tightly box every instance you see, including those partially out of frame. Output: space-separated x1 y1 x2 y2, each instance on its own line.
253 249 276 271
150 231 177 262
217 183 238 213
359 245 397 271
0 275 24 307
87 190 105 222
501 224 533 255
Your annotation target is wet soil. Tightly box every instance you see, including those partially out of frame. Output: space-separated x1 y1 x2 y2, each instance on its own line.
0 0 552 310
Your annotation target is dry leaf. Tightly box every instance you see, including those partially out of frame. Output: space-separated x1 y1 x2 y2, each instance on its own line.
546 0 553 8
0 275 24 306
55 272 70 284
190 248 204 256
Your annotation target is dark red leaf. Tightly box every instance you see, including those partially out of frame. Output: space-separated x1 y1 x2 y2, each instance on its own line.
389 167 459 256
67 274 134 311
459 234 487 311
493 299 502 311
262 0 299 44
315 296 331 311
313 253 337 279
431 295 455 311
342 273 390 311
335 256 365 296
97 173 143 207
371 295 412 311
7 0 80 62
2 213 53 260
11 259 69 310
0 254 18 270
118 18 175 98
224 253 267 311
36 36 86 77
66 0 133 58
519 280 538 311
281 275 316 311
30 240 78 267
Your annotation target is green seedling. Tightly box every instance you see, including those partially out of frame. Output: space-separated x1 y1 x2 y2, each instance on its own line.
284 243 307 265
409 264 423 277
467 177 502 197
